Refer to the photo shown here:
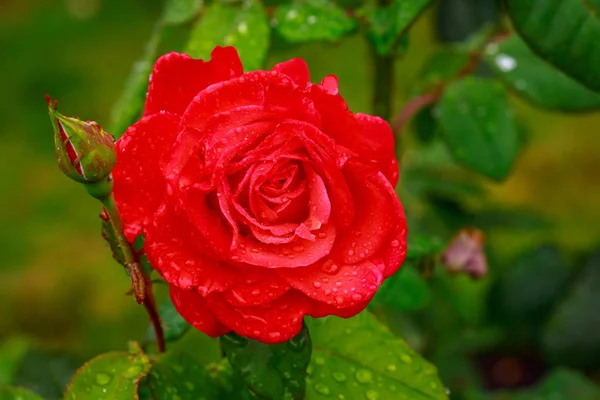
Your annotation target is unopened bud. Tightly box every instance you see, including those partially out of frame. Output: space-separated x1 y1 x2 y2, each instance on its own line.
442 227 488 279
46 95 116 183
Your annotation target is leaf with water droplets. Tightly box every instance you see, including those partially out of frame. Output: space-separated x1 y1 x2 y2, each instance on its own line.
274 0 356 43
306 312 448 399
505 0 600 92
220 323 311 399
64 343 151 400
163 0 202 25
139 352 219 400
359 0 433 56
185 0 269 71
0 387 44 400
437 77 521 181
484 34 600 111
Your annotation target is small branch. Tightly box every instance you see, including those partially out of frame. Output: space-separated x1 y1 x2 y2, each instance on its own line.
391 32 509 136
100 190 166 353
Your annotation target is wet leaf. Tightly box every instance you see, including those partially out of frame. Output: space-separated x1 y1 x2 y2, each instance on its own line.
484 34 600 111
437 77 520 181
185 0 269 71
147 297 191 343
220 324 311 399
505 0 600 92
305 312 448 399
140 352 219 400
372 264 432 312
163 0 202 25
64 343 151 400
274 0 356 43
0 387 44 400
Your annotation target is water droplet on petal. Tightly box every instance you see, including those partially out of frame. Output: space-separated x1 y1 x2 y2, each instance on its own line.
351 293 363 301
390 239 400 247
269 332 281 340
313 281 322 288
334 295 344 305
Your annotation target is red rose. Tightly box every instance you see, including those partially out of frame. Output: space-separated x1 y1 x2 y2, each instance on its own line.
112 46 407 343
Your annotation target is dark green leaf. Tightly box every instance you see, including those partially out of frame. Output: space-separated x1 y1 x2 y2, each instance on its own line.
418 49 470 89
147 297 191 343
12 349 85 400
220 324 311 400
185 0 269 71
438 77 520 181
542 250 600 368
108 22 164 138
0 387 44 400
505 0 600 92
361 0 432 56
141 352 219 400
205 359 255 399
274 0 355 44
0 338 28 386
64 344 151 400
407 235 444 261
484 34 600 111
488 368 600 400
163 0 203 25
306 312 448 399
372 264 432 312
435 0 501 43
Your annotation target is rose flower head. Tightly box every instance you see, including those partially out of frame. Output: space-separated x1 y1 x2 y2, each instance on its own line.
112 46 407 343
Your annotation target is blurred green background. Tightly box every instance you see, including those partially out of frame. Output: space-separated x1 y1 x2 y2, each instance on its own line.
2 0 600 398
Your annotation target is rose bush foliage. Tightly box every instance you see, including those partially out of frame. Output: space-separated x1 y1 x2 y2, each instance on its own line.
112 46 407 343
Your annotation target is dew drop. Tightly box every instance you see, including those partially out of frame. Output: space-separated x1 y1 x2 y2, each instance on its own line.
365 389 379 400
315 356 326 365
313 281 322 288
390 239 400 247
251 289 261 296
314 383 331 395
355 369 372 384
269 332 281 340
335 281 342 287
351 293 363 301
400 354 412 364
334 295 344 305
322 260 339 274
348 249 355 256
95 372 112 386
386 364 397 372
332 372 347 382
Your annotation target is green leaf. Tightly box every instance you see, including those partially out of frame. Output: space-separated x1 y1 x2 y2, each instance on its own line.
542 250 600 368
205 359 254 399
484 34 600 111
437 77 520 181
306 312 448 399
101 216 126 266
372 264 432 312
163 0 202 25
0 338 28 386
64 344 151 400
436 0 501 43
407 235 444 261
220 324 311 400
361 0 432 56
140 352 220 400
489 244 572 333
108 22 163 138
488 368 600 400
0 387 44 400
505 0 600 92
185 0 269 71
147 297 191 343
274 0 356 44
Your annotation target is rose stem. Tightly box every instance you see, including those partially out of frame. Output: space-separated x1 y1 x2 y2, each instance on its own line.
370 48 395 122
100 193 166 353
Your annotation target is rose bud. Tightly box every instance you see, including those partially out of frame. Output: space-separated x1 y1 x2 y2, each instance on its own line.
46 95 116 184
112 47 407 343
441 227 488 279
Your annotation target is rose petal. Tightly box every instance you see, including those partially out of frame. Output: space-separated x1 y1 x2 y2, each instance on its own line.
113 112 180 241
144 47 243 117
271 58 310 87
206 291 312 343
170 285 230 337
330 163 399 264
232 224 336 268
305 84 398 185
277 258 384 309
320 75 339 95
373 194 407 278
303 163 331 230
222 268 290 307
145 202 236 294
